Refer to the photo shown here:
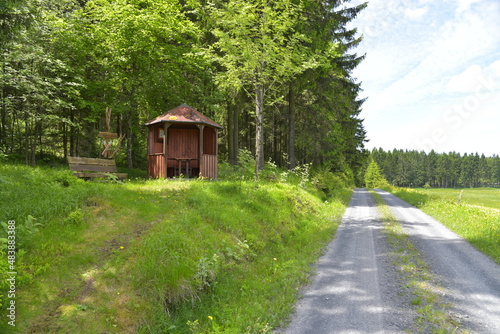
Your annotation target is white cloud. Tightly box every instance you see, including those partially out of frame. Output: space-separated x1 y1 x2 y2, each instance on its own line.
405 7 428 19
350 0 500 155
446 65 483 93
456 0 482 13
446 61 500 94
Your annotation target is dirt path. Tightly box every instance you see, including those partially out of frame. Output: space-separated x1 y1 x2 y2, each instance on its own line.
277 188 500 333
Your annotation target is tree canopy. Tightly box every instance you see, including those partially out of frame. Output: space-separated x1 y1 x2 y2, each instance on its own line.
1 0 368 179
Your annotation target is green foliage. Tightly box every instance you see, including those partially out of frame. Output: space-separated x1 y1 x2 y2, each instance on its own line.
364 160 388 189
0 164 97 225
63 209 85 226
312 167 355 198
1 0 367 179
0 215 42 250
218 149 256 181
372 148 500 188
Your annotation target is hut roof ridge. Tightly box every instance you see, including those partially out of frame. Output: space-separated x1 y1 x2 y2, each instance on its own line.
144 104 222 129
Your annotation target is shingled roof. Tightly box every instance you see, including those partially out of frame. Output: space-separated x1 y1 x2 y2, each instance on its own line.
144 104 222 129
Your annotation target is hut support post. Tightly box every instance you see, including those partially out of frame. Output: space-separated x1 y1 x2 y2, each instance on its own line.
197 124 205 177
163 123 171 178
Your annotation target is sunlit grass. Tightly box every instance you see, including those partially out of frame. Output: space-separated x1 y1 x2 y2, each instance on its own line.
0 164 351 333
415 188 500 210
386 187 500 264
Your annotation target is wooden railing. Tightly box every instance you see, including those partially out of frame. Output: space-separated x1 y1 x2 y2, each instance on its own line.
148 154 165 178
148 153 217 179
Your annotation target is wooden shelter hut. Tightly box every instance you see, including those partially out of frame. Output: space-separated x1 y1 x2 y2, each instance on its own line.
145 104 222 179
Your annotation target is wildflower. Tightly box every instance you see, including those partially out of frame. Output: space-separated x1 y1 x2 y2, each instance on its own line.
273 258 277 261
120 246 124 249
208 316 213 321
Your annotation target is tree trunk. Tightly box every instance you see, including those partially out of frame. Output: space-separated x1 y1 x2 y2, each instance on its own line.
255 83 265 176
288 82 296 169
0 84 5 149
228 98 239 165
273 111 279 165
62 121 67 159
25 119 29 165
69 110 75 156
233 96 241 164
127 109 133 168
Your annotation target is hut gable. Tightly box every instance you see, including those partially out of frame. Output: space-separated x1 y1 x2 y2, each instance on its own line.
144 103 222 129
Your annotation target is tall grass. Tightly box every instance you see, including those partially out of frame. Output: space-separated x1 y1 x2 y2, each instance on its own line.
131 180 351 333
0 164 99 223
0 165 102 290
385 187 500 264
0 164 352 333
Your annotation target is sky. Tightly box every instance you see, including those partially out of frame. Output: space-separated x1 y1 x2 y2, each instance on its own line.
348 0 500 156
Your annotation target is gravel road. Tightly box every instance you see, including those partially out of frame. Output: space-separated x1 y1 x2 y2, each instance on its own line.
375 189 500 333
277 188 500 334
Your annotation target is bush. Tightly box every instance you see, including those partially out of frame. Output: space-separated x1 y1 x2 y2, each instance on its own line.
312 168 353 198
218 149 255 181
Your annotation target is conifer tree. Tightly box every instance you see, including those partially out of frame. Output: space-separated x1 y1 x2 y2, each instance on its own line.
364 159 387 189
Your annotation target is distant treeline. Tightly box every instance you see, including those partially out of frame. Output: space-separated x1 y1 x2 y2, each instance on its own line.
371 148 500 188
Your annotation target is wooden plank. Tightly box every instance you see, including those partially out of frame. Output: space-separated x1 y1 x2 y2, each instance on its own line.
98 132 119 139
201 154 217 179
69 164 118 172
73 172 127 179
168 128 199 160
148 154 165 178
68 157 116 166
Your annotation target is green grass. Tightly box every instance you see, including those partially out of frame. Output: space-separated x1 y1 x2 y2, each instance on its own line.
0 164 351 333
386 187 500 264
370 191 462 334
415 188 500 210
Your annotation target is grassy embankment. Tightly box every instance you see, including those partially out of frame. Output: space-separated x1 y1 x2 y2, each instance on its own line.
0 164 352 333
384 187 500 264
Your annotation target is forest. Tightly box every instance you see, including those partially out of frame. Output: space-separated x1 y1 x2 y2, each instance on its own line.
0 0 368 178
371 148 500 188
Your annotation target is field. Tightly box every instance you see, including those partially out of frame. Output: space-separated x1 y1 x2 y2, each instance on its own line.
415 188 500 210
0 164 351 333
386 187 500 264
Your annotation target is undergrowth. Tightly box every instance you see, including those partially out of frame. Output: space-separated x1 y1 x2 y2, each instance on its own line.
0 163 352 333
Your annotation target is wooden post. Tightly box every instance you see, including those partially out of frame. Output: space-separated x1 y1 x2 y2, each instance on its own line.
215 128 219 178
458 189 464 204
197 124 205 177
215 129 218 156
163 123 170 178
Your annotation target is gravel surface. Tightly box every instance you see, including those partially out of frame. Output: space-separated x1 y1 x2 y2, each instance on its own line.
375 189 500 333
277 189 413 334
277 188 500 334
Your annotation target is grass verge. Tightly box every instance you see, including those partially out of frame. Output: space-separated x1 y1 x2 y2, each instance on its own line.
0 164 351 333
370 190 462 334
385 187 500 264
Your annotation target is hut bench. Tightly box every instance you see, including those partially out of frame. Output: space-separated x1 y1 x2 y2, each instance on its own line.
68 157 127 179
